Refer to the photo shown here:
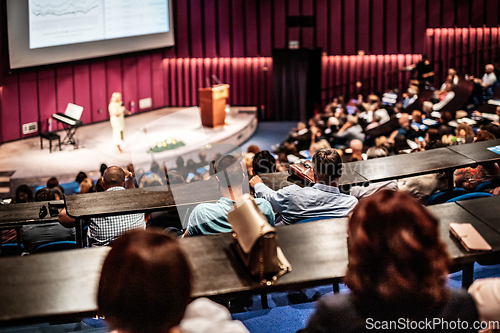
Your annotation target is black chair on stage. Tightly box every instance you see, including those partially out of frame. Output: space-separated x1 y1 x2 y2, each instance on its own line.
40 132 61 153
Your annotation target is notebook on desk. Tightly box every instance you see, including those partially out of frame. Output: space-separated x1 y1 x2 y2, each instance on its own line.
450 223 492 252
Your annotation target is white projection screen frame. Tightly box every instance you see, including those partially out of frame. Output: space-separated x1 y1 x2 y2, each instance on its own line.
7 0 175 69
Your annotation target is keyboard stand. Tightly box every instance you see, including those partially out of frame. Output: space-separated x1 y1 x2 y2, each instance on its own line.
61 123 79 149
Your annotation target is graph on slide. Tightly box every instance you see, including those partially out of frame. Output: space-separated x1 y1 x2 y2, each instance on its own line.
30 0 101 17
29 0 169 49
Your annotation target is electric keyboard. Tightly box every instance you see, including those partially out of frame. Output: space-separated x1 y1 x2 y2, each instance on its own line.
51 113 83 127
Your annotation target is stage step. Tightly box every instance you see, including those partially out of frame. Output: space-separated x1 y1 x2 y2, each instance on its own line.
0 171 14 199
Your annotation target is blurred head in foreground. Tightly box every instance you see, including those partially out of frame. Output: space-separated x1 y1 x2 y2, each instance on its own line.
98 229 192 333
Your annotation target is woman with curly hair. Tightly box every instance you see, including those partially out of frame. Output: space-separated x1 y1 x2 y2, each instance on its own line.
303 190 478 333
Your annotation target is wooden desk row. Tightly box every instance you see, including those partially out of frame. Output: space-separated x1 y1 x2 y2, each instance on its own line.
1 196 500 326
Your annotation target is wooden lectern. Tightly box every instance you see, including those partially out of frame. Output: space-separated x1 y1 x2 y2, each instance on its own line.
198 84 230 128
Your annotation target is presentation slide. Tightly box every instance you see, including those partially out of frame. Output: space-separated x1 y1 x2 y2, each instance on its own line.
29 0 169 49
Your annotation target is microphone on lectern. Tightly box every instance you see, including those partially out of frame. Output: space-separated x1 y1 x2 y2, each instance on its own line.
212 75 223 85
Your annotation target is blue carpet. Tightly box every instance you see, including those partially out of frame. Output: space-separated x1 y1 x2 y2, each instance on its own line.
240 121 296 153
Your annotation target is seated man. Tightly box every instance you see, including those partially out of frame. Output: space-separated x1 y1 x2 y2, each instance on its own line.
250 148 358 225
58 166 145 247
349 146 398 200
185 155 275 236
98 229 249 333
475 64 498 102
22 188 76 253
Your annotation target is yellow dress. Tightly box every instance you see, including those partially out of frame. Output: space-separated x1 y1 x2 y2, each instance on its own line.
109 101 125 145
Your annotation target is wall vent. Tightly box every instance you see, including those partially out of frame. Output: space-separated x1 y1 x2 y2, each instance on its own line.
22 122 38 134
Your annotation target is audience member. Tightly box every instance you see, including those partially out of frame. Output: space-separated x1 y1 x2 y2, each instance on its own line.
98 229 249 333
15 184 33 203
250 148 357 225
46 177 59 189
454 130 499 191
349 139 363 162
433 82 455 111
100 163 108 177
79 178 94 194
387 113 415 145
75 171 87 184
185 155 274 236
349 146 398 199
334 115 365 146
475 64 498 103
455 123 475 143
252 150 276 175
246 144 260 155
22 188 76 253
402 87 418 109
468 278 500 333
302 190 478 333
59 166 145 246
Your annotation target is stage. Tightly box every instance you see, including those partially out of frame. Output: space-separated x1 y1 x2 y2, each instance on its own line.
0 106 258 197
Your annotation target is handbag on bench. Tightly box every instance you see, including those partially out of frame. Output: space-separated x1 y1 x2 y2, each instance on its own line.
289 160 315 184
227 194 291 285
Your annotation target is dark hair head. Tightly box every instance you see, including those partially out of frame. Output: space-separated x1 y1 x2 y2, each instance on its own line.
95 178 105 192
247 145 261 155
214 155 244 187
252 150 276 175
176 156 185 168
312 148 342 184
102 166 126 188
35 188 56 202
186 159 197 172
100 164 108 177
98 229 192 333
75 172 87 184
46 177 59 189
345 190 450 307
15 184 33 203
150 162 160 175
476 130 496 142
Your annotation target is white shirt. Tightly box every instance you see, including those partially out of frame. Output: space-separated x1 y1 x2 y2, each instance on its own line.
433 91 455 110
482 72 497 87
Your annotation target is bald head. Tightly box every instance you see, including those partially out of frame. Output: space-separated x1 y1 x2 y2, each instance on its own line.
399 113 410 127
486 64 495 73
103 166 126 189
350 139 363 153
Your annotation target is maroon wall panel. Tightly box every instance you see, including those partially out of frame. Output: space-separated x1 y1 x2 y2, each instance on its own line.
259 0 273 56
273 0 287 50
106 59 122 104
371 0 384 55
73 64 92 125
1 75 20 141
245 0 259 56
189 0 204 58
18 72 38 138
441 0 455 27
315 0 329 53
55 66 74 131
231 0 245 57
122 56 138 113
343 0 356 55
217 0 232 57
89 62 108 123
151 53 164 109
137 55 152 111
471 0 484 27
399 0 413 54
427 0 441 28
38 70 57 134
204 0 217 58
301 1 315 50
174 0 190 58
385 0 399 54
357 0 370 54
